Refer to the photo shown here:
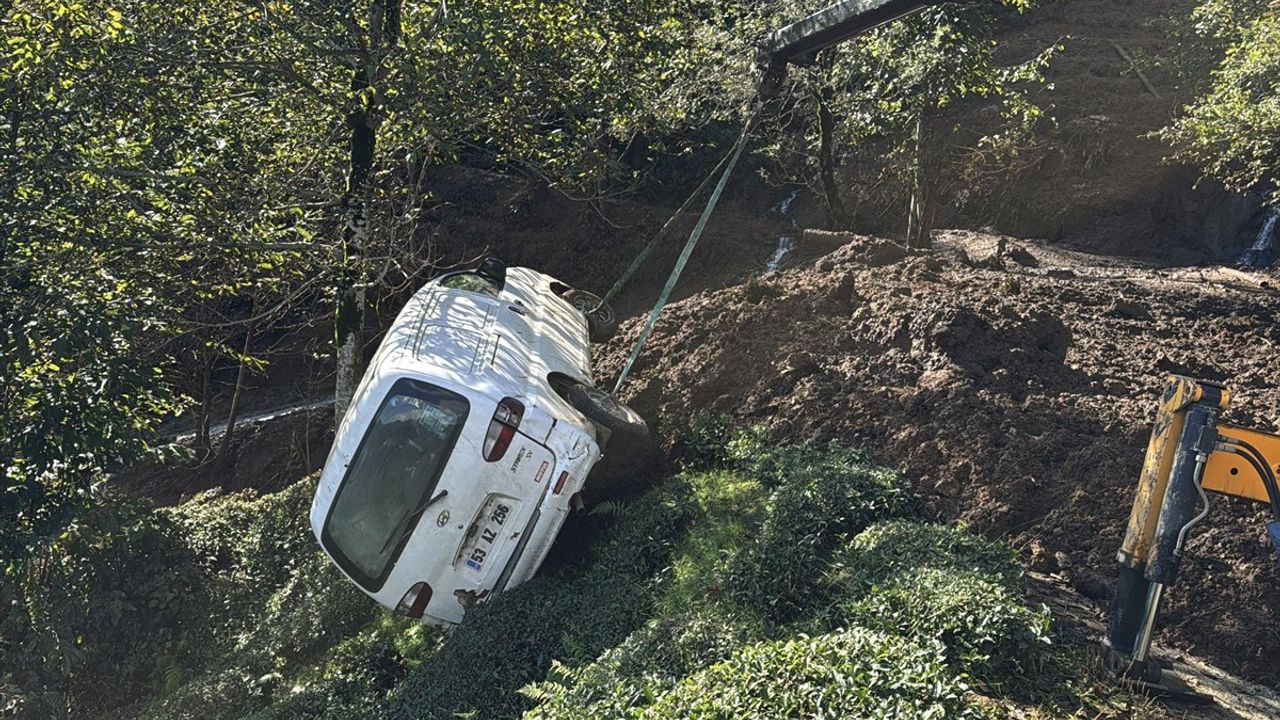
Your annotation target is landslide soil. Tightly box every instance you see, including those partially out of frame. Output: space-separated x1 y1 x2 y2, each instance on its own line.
598 231 1280 688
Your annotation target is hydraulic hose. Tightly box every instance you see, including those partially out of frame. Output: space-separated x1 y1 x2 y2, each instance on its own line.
1216 438 1280 523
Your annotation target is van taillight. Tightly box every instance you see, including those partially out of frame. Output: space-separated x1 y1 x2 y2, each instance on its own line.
396 582 433 619
483 397 525 462
553 471 570 494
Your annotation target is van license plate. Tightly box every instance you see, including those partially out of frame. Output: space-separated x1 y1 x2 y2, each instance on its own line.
459 497 517 575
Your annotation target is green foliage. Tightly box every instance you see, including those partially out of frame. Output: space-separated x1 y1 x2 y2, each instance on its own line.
1 501 197 718
747 0 1055 224
645 629 972 720
720 440 913 622
522 609 765 719
677 414 739 470
0 477 380 719
828 521 1053 692
660 468 765 615
524 433 1038 719
0 0 325 567
1161 0 1280 202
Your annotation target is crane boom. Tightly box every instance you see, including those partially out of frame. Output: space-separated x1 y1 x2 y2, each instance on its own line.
763 0 939 67
757 0 941 95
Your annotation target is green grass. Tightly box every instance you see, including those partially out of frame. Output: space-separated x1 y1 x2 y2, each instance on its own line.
5 428 1160 719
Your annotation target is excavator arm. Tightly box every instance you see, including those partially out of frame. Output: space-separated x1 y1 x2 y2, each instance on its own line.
1105 376 1280 696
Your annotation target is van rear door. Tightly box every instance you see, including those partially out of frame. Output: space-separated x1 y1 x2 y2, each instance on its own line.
449 417 556 587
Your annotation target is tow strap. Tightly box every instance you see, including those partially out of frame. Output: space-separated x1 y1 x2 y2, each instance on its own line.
610 100 764 394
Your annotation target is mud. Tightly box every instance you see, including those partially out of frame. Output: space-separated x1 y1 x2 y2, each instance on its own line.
599 231 1280 687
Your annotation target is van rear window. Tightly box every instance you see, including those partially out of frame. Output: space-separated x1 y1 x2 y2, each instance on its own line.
321 379 469 592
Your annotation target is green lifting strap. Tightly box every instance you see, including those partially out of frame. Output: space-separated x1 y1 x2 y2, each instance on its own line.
594 144 736 312
612 103 763 395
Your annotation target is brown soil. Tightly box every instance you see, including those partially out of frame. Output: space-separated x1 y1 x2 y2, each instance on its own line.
598 230 1280 689
120 405 333 506
425 164 779 318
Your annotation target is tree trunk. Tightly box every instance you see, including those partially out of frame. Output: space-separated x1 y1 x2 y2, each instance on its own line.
0 108 18 266
194 347 214 460
906 113 933 250
816 87 849 228
334 0 402 425
218 318 255 468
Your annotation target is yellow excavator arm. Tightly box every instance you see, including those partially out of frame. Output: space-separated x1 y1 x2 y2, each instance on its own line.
1204 424 1280 504
1106 376 1280 697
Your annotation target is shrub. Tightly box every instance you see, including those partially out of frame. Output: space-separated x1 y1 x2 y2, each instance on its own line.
104 477 382 720
829 520 1053 691
677 414 738 470
645 628 974 719
1 500 201 718
829 519 1020 589
523 609 764 720
721 442 912 622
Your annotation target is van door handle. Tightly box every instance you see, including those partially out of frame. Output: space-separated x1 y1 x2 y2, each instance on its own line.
507 305 527 316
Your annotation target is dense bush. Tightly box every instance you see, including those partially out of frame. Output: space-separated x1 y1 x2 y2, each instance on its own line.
1 502 199 717
1161 0 1280 202
1 476 382 720
647 629 972 719
829 520 1053 691
720 441 913 622
521 430 1071 719
523 609 765 719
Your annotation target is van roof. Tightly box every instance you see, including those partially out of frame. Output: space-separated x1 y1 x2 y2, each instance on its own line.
373 285 504 394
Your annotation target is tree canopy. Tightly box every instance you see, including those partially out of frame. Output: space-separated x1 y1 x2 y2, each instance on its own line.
1 0 1059 569
1162 0 1280 202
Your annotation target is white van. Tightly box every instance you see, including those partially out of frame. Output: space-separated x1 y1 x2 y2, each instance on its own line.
309 261 645 625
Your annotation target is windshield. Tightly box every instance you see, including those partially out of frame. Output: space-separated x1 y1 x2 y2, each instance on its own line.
439 272 500 298
321 378 469 591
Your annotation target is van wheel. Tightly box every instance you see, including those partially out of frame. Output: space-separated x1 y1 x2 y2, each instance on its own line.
564 290 618 343
565 383 647 442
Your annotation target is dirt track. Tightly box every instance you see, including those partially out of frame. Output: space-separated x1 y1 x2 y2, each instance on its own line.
598 230 1280 688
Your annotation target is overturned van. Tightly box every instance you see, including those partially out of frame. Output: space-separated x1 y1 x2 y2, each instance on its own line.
309 261 645 625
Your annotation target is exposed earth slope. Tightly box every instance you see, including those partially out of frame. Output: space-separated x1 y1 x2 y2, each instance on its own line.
599 231 1280 688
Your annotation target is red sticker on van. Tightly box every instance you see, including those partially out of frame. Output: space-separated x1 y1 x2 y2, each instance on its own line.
534 460 549 483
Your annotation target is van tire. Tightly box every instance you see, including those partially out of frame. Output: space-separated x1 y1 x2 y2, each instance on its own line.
565 383 647 442
564 290 618 343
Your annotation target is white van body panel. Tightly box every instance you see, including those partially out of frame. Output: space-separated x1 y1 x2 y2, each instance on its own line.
309 266 605 625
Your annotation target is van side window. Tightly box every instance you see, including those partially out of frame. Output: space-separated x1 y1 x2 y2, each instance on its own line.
439 272 500 298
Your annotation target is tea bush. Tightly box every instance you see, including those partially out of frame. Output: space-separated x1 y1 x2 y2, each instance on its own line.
721 441 912 622
829 521 1053 692
646 629 973 720
521 432 1069 719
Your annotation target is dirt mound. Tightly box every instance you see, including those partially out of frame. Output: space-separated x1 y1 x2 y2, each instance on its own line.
600 231 1280 687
